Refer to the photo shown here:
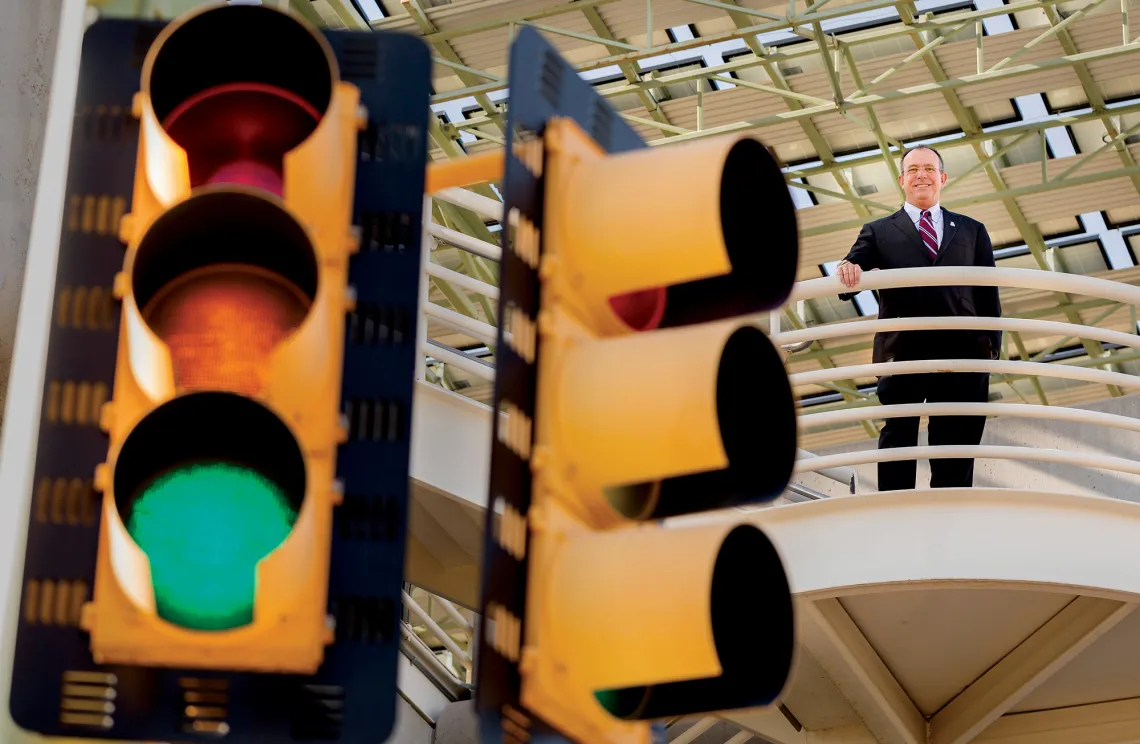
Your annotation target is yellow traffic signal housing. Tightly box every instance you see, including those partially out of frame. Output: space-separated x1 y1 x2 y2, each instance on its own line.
526 119 797 743
7 2 430 739
478 29 801 744
82 3 360 674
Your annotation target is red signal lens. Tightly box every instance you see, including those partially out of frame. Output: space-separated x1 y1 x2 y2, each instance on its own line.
609 287 667 331
162 82 322 195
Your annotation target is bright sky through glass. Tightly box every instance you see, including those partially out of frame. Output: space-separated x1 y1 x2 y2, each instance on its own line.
430 0 1139 318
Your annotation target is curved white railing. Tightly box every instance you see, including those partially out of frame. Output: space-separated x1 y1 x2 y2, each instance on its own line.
412 194 1140 743
791 265 1140 305
417 193 498 384
419 188 1140 496
803 401 1140 432
402 584 476 690
418 190 859 492
777 315 1140 351
801 445 1140 477
779 266 1140 491
792 358 1140 389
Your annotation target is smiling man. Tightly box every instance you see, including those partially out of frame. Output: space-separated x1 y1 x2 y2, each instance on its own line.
835 144 1002 492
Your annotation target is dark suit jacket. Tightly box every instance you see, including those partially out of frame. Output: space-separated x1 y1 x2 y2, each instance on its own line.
839 207 1002 365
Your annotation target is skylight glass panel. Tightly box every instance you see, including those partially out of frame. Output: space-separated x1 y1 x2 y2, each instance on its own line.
354 0 387 21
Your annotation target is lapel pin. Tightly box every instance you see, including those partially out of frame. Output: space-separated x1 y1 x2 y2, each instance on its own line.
950 221 956 226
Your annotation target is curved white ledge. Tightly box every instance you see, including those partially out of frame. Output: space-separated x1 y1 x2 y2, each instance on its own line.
789 266 1140 305
739 489 1140 600
774 315 1140 352
794 444 1140 477
411 381 491 508
800 401 1140 433
790 358 1140 389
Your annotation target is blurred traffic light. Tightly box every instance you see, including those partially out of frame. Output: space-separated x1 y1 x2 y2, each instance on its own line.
476 28 800 744
84 0 359 674
7 3 431 741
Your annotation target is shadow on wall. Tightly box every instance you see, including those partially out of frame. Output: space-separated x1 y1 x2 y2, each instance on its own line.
972 394 1140 501
807 394 1140 499
0 0 64 429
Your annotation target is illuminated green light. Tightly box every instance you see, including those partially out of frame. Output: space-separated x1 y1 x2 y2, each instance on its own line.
595 690 621 715
126 462 297 631
594 688 649 720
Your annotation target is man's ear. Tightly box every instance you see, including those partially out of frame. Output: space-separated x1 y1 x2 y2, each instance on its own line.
940 171 948 185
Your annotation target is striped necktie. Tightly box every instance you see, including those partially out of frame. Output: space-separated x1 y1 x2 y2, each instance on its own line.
919 209 939 259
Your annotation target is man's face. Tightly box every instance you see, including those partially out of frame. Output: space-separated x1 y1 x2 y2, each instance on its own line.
899 148 947 209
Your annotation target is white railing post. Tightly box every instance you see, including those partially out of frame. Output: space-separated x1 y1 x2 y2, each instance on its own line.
416 194 432 382
796 449 858 493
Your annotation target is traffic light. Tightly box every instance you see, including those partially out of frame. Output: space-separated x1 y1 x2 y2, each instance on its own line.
86 0 360 670
477 27 800 744
6 3 430 741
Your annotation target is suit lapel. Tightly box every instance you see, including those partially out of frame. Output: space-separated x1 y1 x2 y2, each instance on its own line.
939 209 960 260
891 209 930 260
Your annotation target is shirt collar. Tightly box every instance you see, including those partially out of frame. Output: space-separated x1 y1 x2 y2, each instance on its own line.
904 201 941 222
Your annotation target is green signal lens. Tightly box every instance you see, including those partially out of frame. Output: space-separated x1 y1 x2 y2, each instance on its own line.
594 687 651 720
126 461 298 631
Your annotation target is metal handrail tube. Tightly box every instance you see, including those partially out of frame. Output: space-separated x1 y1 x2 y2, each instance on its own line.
434 187 510 225
401 585 476 687
671 718 717 744
785 482 826 501
424 302 500 347
795 444 1140 478
421 339 495 381
426 221 502 261
402 589 472 666
774 315 1140 352
790 358 1140 390
416 195 433 381
399 623 475 691
432 595 475 634
724 732 756 744
410 253 1140 497
426 262 499 300
802 401 1140 433
789 266 1140 306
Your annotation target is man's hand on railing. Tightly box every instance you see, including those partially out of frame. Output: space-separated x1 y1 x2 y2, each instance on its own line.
837 260 879 288
837 259 861 288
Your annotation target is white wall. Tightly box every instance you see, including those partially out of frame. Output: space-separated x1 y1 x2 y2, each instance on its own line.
391 692 437 744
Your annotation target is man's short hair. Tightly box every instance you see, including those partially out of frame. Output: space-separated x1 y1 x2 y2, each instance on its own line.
900 144 944 172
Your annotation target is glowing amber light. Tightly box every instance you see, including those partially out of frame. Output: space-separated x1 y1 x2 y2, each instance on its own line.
142 265 310 396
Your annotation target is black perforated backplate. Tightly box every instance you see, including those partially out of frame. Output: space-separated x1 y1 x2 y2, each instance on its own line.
7 18 430 743
474 26 666 744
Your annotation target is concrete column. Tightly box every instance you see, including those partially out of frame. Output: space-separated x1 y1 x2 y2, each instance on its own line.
1 3 70 741
433 699 480 744
0 0 62 422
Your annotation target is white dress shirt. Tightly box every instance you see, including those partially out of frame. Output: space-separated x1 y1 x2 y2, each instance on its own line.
903 201 943 247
